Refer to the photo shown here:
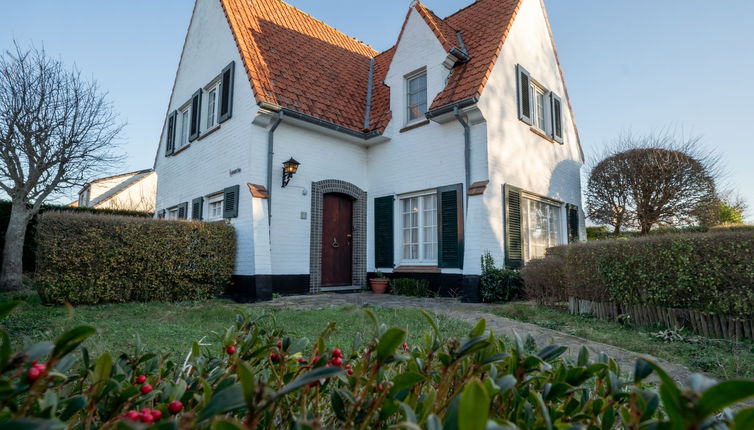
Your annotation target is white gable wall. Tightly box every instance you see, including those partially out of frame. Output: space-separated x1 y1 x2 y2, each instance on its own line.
154 0 264 275
95 172 157 212
477 0 584 265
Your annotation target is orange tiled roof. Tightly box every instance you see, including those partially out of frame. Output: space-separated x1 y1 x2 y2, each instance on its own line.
219 0 524 134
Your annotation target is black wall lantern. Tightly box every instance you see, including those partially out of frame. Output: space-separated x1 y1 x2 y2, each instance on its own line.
282 157 300 187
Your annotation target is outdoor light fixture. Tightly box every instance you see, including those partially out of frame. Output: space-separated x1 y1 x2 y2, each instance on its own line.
282 157 300 187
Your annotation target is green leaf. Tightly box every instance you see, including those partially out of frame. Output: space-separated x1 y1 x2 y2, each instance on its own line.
419 309 440 340
733 407 754 430
92 352 112 396
58 395 86 421
376 327 407 362
577 346 589 366
529 391 553 430
24 341 53 361
211 419 246 430
237 361 255 404
697 380 754 419
0 301 22 320
427 414 443 430
0 330 11 368
633 358 653 383
390 372 424 395
537 345 567 362
275 366 344 398
197 384 245 422
471 319 486 337
458 379 489 430
52 326 96 359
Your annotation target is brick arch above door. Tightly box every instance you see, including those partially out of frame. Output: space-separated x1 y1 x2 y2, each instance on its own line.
309 180 367 293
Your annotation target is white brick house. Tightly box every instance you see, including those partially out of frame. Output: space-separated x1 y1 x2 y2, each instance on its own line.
154 0 585 301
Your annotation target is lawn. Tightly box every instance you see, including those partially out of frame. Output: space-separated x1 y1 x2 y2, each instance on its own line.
0 290 471 359
493 302 754 380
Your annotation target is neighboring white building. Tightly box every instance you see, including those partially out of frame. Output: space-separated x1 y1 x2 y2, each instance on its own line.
154 0 585 301
76 169 156 212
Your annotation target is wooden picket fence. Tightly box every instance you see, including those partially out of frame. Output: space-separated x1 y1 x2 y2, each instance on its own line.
568 297 754 341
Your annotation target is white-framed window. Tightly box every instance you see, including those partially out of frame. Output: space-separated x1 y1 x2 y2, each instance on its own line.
178 107 190 149
406 70 427 123
207 193 224 221
205 83 219 130
532 84 548 132
521 195 562 261
400 192 437 264
166 207 180 220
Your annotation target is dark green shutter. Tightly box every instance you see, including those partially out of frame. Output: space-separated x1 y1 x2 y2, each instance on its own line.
516 65 533 125
550 92 563 143
192 197 204 221
158 209 165 219
189 89 202 141
374 195 394 268
219 62 235 123
504 184 523 268
165 111 176 156
177 202 188 220
223 185 240 218
437 184 464 269
567 204 579 243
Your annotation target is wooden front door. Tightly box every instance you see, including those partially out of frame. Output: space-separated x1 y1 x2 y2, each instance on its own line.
321 193 353 286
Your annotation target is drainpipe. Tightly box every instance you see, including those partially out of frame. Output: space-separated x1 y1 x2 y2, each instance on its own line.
266 111 284 228
453 106 471 213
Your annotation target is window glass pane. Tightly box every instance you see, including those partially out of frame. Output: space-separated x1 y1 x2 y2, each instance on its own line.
180 110 189 147
206 88 217 129
402 197 419 260
535 90 546 130
522 197 561 261
407 73 427 121
422 194 437 260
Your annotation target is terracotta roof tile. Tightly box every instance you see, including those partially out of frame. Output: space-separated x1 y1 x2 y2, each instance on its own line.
219 0 524 134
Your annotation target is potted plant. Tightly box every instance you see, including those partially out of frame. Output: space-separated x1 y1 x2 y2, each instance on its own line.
369 271 389 294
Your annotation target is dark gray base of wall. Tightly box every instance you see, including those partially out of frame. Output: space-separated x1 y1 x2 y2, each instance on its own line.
228 275 310 302
367 272 480 302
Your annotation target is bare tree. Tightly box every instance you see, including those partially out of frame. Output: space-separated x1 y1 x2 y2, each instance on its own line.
0 43 123 289
586 131 719 234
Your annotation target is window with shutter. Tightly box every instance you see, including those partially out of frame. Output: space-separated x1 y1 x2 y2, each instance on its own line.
219 62 235 123
223 185 240 218
189 89 202 141
177 202 188 220
550 93 564 143
165 111 177 156
374 196 394 268
504 184 523 268
516 65 533 125
437 184 464 269
192 197 204 221
567 204 579 243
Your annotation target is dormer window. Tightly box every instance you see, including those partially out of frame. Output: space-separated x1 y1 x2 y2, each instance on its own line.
406 69 427 123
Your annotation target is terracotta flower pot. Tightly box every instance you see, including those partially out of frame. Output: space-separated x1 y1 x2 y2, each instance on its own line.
369 279 389 294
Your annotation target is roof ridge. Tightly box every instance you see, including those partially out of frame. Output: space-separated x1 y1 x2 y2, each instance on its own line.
266 0 378 56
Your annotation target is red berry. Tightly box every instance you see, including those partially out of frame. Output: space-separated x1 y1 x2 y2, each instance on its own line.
168 400 183 414
270 353 279 362
140 384 153 395
277 340 283 348
31 360 38 365
135 375 146 384
139 412 154 423
344 364 351 369
125 410 139 422
151 409 163 420
311 355 320 364
226 345 236 355
298 358 307 363
402 343 409 351
331 357 343 367
347 368 354 375
33 363 47 372
331 348 342 358
27 367 41 381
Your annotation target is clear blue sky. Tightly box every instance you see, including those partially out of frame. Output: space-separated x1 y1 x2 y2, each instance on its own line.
3 1 753 220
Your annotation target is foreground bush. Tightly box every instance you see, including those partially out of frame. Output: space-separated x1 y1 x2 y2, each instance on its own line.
35 212 235 304
2 301 753 429
523 230 754 318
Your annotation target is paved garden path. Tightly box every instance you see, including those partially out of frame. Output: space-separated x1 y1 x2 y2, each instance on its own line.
257 292 697 383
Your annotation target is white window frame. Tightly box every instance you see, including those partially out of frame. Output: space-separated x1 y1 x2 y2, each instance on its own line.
398 190 438 265
206 193 224 221
204 79 221 131
531 82 550 134
166 207 180 220
405 69 428 125
178 105 190 149
521 193 564 262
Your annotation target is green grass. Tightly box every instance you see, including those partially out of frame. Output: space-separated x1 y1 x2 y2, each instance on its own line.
493 302 754 380
0 290 470 359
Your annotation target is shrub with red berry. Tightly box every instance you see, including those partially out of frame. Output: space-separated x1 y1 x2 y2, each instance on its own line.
0 301 752 429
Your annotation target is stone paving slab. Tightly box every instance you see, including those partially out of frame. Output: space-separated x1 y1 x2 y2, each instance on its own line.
253 292 698 383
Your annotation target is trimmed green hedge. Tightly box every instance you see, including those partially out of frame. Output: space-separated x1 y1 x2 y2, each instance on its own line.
35 212 235 304
523 230 754 318
0 200 152 273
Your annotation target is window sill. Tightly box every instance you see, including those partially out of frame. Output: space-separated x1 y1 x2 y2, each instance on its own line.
198 124 221 141
399 119 430 133
529 126 557 143
170 144 191 156
394 265 440 273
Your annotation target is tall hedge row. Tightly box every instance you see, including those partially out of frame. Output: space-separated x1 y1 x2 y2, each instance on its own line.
522 230 754 318
0 200 152 273
35 212 235 304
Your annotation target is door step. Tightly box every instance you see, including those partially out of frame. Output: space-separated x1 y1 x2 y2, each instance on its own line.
320 286 363 293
